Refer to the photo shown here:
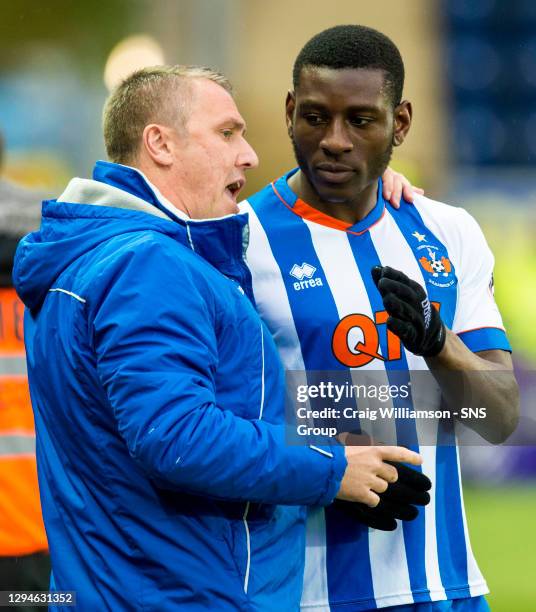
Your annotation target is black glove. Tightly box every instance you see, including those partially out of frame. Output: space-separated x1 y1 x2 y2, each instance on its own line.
336 461 432 531
371 265 446 357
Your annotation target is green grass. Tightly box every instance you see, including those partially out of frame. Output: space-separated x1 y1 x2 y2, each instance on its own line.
463 485 536 611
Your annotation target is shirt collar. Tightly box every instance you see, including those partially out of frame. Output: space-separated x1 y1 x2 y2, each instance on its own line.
271 167 386 236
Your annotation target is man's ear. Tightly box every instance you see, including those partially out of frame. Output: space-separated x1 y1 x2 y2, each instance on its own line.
141 124 175 166
285 90 296 139
392 100 412 147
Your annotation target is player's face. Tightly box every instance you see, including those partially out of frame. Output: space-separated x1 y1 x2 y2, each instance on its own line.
286 67 411 207
169 79 258 219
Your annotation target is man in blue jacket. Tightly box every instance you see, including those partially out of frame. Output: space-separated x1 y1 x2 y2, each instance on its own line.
13 65 421 611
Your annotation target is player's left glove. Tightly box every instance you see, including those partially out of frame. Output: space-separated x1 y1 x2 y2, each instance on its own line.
371 265 446 357
336 461 432 531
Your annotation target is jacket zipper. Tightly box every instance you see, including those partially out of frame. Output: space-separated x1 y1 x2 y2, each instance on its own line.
242 321 266 593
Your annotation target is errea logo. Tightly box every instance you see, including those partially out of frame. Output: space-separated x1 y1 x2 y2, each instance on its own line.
290 262 324 291
290 262 316 280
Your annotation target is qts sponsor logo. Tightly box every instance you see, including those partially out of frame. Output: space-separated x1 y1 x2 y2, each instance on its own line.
332 304 440 367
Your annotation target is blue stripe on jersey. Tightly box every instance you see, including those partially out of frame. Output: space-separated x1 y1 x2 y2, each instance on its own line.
390 202 470 597
458 327 511 353
435 423 471 600
348 226 430 603
386 203 457 330
249 188 347 371
250 184 376 605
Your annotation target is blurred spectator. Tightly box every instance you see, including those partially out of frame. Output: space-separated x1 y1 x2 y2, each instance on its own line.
0 130 50 609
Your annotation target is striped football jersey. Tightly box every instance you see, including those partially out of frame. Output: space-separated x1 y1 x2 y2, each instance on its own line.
240 168 510 611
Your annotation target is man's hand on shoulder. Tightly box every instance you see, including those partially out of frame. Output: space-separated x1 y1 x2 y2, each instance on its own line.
381 167 424 208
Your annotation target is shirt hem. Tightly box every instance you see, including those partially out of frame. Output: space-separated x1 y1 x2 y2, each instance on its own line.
300 582 489 610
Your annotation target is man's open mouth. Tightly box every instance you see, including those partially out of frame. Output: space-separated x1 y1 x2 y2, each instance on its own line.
225 179 245 200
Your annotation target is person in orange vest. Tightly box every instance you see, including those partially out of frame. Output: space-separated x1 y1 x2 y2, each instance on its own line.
0 130 50 604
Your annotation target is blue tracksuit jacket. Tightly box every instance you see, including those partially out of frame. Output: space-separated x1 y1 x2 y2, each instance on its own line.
12 161 346 611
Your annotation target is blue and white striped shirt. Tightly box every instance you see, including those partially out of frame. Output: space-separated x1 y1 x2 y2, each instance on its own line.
241 168 509 611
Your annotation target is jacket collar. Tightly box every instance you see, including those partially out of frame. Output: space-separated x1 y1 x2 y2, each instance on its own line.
92 161 254 299
93 160 186 221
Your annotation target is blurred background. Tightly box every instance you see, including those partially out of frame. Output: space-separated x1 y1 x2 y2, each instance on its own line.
0 0 534 609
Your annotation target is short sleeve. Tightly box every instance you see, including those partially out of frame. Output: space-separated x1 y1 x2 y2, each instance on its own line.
451 210 511 352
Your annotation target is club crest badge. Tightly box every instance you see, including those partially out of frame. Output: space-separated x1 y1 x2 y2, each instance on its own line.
419 248 451 277
416 245 456 288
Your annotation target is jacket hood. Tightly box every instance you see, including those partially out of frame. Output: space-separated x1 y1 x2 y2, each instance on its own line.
13 161 251 310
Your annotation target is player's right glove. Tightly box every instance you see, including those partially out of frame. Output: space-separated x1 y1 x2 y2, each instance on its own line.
371 265 446 357
336 461 432 531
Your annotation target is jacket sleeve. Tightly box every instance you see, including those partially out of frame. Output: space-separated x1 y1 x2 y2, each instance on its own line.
91 236 346 506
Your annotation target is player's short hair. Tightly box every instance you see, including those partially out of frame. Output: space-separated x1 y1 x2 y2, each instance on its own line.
103 65 232 165
292 25 404 108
